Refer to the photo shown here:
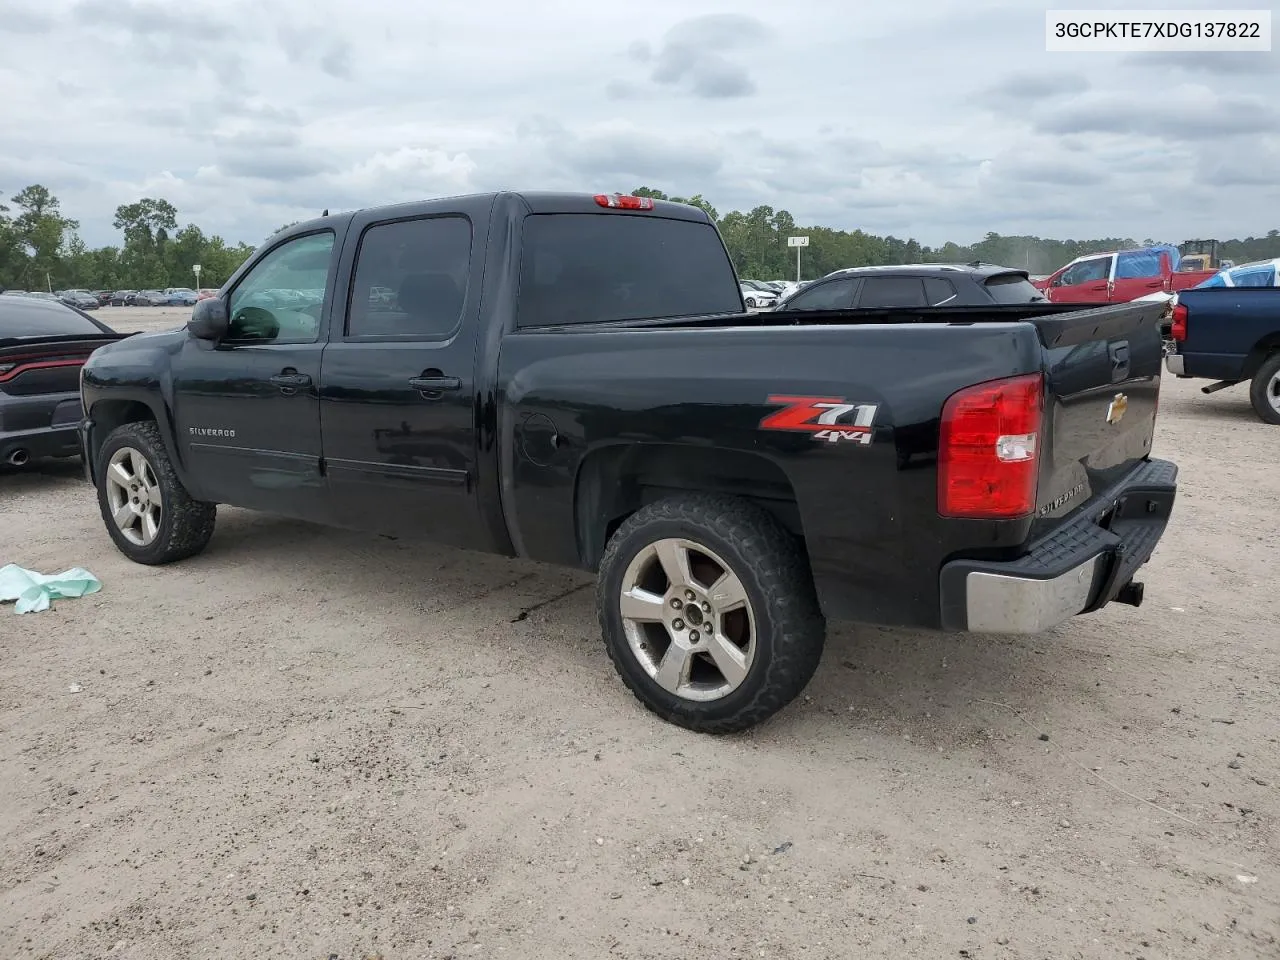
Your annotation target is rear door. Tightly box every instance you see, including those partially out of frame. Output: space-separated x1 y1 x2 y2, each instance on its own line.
1110 250 1168 302
855 277 929 308
1029 300 1166 534
1048 255 1113 303
318 200 490 549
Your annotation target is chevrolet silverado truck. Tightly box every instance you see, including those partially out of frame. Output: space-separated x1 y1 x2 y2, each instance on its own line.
1165 262 1280 424
78 192 1179 733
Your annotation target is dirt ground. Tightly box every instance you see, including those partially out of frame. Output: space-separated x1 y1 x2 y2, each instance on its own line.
1 306 1277 959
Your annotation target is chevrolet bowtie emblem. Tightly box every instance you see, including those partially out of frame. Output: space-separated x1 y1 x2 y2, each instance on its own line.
1106 393 1128 425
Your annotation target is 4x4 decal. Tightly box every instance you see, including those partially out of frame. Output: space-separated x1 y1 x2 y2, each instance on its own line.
759 395 878 445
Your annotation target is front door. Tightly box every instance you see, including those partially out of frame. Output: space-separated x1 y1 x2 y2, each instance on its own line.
1048 254 1113 303
318 206 488 549
171 229 339 520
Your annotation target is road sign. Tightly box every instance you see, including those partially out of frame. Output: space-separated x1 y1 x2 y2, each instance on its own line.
787 237 810 281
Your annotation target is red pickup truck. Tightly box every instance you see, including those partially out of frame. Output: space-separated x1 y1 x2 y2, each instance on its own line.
1034 245 1216 303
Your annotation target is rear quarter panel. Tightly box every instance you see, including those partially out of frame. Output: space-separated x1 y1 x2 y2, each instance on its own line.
496 321 1046 628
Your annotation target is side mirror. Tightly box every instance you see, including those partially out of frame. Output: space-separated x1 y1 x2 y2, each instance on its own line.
187 296 229 341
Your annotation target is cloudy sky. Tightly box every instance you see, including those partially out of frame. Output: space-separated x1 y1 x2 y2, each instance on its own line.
2 0 1277 249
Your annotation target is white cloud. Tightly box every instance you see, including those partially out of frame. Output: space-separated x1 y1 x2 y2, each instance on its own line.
1 0 1276 249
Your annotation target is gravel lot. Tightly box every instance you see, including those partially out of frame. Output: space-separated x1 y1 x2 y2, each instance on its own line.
2 306 1277 959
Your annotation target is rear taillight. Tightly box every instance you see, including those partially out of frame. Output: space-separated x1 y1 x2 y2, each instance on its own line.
0 356 85 383
938 373 1043 519
594 193 655 210
1170 304 1188 342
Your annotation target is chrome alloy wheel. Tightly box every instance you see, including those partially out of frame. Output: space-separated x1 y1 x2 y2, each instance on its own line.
618 537 757 702
104 446 163 546
1268 370 1280 415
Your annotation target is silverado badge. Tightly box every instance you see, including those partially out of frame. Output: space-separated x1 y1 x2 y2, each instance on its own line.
759 395 879 445
1106 393 1128 425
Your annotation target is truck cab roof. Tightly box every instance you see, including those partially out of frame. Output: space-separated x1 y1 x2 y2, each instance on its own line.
283 191 715 240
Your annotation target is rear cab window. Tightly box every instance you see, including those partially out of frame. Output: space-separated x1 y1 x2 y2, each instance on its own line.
516 214 741 327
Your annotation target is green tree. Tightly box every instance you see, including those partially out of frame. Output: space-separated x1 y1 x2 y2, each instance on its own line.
9 185 79 289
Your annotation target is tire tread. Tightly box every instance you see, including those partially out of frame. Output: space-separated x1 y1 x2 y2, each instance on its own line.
96 420 217 565
1248 352 1280 425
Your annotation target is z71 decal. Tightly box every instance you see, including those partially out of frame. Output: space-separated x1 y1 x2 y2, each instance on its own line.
759 395 879 445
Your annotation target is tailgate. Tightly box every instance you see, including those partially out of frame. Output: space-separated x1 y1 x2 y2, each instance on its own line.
1029 301 1166 533
0 334 128 396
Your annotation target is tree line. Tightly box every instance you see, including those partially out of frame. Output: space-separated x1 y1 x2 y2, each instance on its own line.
0 186 256 293
3 182 1279 293
629 187 1280 280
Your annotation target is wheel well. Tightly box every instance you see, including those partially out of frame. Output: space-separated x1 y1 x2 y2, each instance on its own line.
575 444 805 570
1243 334 1280 379
90 399 155 449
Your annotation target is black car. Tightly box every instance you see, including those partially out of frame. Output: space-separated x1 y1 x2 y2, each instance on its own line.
776 262 1048 311
1 295 128 466
60 290 101 311
109 290 138 306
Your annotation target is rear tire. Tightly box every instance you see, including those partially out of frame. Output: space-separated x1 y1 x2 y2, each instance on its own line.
95 420 217 565
1248 353 1280 425
596 494 826 734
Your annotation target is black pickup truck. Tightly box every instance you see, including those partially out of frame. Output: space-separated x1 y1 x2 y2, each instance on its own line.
78 192 1178 733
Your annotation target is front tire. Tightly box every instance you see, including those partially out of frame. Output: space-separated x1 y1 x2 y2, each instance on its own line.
95 420 217 565
1248 353 1280 425
596 495 826 734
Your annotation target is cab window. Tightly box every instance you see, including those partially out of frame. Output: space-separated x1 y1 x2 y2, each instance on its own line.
226 231 336 343
1058 256 1111 286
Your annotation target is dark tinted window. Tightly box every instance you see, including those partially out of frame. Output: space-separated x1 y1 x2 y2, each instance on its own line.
784 277 857 311
517 214 740 327
858 277 927 308
0 298 104 337
923 277 957 305
347 216 472 339
984 273 1047 303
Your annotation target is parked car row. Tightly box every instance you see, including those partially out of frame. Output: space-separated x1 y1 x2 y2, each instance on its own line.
0 287 209 308
106 288 201 307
